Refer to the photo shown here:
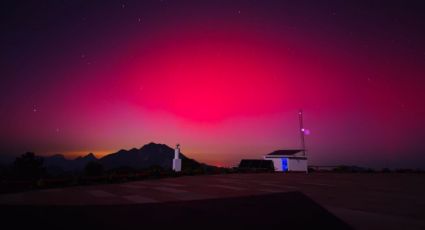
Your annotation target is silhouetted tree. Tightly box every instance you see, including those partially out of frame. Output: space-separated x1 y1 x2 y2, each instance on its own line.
182 158 205 172
111 166 136 175
13 152 45 180
147 165 165 177
382 168 392 173
84 161 104 177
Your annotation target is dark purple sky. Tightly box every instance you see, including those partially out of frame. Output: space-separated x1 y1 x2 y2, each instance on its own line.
1 0 425 168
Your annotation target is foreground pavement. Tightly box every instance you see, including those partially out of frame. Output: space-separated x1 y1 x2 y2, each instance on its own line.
1 173 424 229
0 192 351 229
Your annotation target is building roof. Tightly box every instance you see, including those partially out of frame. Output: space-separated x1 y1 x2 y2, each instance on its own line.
285 156 308 160
267 150 303 156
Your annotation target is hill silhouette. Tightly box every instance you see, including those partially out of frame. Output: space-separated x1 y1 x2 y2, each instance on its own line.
44 153 98 171
44 142 210 171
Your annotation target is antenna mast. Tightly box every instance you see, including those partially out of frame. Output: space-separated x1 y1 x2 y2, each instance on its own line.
298 110 306 156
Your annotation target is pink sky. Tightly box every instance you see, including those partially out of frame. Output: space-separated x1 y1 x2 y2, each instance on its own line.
1 1 424 168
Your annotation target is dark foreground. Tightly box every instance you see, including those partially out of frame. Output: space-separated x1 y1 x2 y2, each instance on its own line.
1 173 425 229
0 191 350 230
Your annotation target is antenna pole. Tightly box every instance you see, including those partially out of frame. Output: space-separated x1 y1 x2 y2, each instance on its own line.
298 110 306 156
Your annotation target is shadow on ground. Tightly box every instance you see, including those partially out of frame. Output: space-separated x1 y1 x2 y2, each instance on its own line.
1 191 351 229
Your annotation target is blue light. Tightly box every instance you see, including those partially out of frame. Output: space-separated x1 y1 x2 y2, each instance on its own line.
281 158 288 171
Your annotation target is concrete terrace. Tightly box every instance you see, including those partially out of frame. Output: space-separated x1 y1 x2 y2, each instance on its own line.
1 173 424 229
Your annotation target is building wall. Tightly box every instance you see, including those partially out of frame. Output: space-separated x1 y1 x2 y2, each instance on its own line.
264 157 283 171
264 157 308 172
288 158 307 172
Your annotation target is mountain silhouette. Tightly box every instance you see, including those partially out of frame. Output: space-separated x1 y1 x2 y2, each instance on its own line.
44 153 98 171
43 142 209 171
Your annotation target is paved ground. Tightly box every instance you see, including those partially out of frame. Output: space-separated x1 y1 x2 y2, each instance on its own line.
0 192 351 230
1 173 424 229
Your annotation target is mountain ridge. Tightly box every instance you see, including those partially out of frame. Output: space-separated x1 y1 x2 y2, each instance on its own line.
43 142 210 172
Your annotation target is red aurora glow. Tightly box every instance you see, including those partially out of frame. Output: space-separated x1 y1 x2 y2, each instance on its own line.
1 1 424 168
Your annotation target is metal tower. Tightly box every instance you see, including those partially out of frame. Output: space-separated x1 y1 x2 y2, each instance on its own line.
298 110 306 156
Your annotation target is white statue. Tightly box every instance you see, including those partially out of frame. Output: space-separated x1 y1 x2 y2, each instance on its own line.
172 144 182 172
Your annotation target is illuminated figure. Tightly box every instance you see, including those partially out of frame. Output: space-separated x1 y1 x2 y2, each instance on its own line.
173 144 182 172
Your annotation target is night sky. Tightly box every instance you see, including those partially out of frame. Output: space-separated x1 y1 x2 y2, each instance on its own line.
1 0 425 168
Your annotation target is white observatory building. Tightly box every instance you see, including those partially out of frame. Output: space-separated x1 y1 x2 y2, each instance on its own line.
264 150 307 172
173 144 182 172
264 110 308 172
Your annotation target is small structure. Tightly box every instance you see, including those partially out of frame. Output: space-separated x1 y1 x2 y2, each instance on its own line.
238 159 274 172
172 144 182 172
263 110 309 172
264 150 307 172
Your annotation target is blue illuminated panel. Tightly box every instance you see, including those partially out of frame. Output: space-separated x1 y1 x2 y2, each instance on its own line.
281 158 288 171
